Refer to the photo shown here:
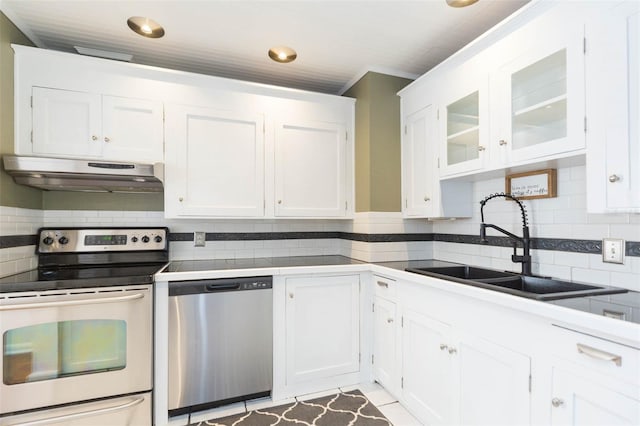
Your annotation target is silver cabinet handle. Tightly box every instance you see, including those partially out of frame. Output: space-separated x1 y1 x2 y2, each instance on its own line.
551 398 564 408
577 343 622 367
0 292 144 311
104 136 110 143
11 397 144 426
499 139 507 146
609 174 620 183
439 344 448 351
387 318 394 323
448 347 457 354
478 145 486 152
91 135 98 141
376 281 389 288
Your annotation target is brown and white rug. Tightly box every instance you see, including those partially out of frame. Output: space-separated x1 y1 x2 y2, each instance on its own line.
190 390 392 426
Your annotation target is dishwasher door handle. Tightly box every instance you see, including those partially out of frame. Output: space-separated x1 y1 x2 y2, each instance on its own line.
206 283 241 292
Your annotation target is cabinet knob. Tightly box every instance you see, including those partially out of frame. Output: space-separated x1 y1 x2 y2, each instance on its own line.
478 145 486 152
424 196 431 202
278 200 282 204
387 318 394 323
499 139 507 146
448 347 457 355
104 136 110 143
179 197 184 202
91 135 98 141
289 293 294 299
608 174 620 183
439 344 448 351
551 398 564 408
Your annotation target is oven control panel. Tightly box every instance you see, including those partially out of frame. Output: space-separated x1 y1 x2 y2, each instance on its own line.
38 228 168 253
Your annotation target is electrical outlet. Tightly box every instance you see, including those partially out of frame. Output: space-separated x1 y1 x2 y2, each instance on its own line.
602 238 624 264
194 232 206 247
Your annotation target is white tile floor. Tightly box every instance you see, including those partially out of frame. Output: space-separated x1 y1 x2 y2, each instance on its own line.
168 382 422 425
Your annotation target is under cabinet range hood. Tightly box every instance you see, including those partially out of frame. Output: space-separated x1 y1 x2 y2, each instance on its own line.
2 155 164 193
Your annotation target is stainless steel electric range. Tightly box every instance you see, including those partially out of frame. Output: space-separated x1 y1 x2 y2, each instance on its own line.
0 227 168 426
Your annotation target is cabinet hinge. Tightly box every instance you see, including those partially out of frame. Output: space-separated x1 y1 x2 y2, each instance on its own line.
345 201 348 211
528 375 532 393
372 303 375 313
437 109 440 120
30 130 33 143
584 116 587 133
437 157 440 169
401 377 404 389
405 199 408 209
372 354 375 364
163 109 165 123
30 96 33 108
404 125 407 135
359 353 361 364
583 37 587 54
401 316 404 327
345 130 348 141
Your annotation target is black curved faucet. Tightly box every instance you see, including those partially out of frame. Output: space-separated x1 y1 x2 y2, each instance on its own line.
480 192 532 276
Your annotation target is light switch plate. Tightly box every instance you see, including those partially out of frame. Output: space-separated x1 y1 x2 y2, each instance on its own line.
602 238 624 264
194 232 206 247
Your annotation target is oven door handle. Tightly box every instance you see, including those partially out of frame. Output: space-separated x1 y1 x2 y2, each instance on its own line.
8 397 145 426
0 292 145 311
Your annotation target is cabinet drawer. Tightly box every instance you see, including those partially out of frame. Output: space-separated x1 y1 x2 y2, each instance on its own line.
551 326 640 385
373 275 396 300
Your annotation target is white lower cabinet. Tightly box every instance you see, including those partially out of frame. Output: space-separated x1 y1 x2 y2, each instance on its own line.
456 332 531 426
373 296 398 393
550 367 639 425
399 309 531 426
401 309 455 425
284 275 360 386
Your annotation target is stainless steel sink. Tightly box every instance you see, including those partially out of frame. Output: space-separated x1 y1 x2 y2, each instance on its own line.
405 265 628 301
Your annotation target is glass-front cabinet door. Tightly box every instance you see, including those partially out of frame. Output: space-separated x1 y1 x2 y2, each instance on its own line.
440 60 489 177
492 7 585 165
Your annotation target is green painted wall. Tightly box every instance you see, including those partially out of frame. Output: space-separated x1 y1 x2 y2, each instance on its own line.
42 191 164 210
344 72 412 212
0 12 41 209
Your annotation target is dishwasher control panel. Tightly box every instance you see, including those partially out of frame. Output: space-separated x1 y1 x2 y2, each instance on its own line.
240 279 272 290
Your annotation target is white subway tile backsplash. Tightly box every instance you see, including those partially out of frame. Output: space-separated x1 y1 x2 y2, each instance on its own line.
571 268 610 285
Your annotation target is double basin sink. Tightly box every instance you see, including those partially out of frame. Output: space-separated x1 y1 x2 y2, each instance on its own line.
405 265 627 301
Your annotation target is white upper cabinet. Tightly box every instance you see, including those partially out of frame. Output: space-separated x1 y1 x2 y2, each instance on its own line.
31 87 163 163
586 0 640 213
164 104 265 218
401 100 473 219
490 8 586 166
402 105 438 217
274 120 348 217
440 59 489 177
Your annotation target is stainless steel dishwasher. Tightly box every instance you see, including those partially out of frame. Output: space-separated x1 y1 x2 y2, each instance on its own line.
168 276 273 416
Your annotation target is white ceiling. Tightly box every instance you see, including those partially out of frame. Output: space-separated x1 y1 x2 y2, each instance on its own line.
0 0 530 94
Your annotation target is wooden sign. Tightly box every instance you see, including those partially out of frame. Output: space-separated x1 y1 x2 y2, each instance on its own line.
505 169 557 200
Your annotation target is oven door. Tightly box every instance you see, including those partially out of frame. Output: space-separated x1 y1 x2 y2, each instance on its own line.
0 285 152 415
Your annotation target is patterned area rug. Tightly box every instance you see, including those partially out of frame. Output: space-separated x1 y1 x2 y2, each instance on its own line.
190 390 392 426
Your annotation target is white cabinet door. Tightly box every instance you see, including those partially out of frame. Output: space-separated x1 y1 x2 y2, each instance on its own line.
586 0 640 213
491 8 585 164
402 309 455 425
101 96 163 163
439 61 489 177
402 105 437 217
456 334 531 426
32 87 102 158
373 296 397 393
285 275 360 385
274 120 348 217
550 367 640 425
164 104 265 218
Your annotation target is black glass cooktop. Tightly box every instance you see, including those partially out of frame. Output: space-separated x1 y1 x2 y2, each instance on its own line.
0 263 167 293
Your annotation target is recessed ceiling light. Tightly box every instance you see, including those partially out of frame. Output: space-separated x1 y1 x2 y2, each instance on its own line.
446 0 479 7
268 46 297 63
127 16 165 38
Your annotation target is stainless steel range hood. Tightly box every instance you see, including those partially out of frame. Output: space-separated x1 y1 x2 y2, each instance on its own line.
2 155 164 193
